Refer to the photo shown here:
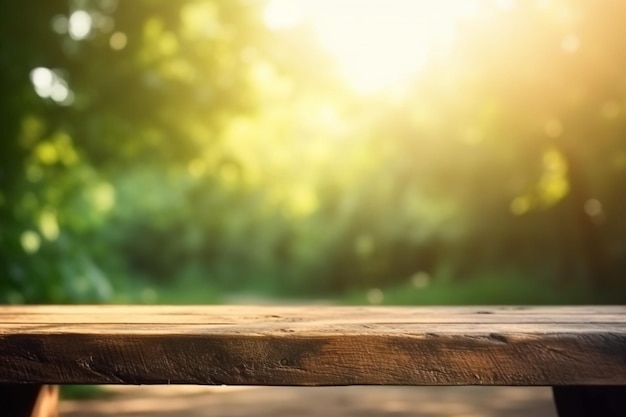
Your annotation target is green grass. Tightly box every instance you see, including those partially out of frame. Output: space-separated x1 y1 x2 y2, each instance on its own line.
110 269 626 306
343 272 617 305
109 274 223 305
61 385 113 400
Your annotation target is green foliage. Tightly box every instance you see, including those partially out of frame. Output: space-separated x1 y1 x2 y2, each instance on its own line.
344 272 607 306
2 0 626 304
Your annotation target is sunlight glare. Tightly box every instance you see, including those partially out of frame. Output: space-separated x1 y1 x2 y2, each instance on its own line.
263 0 303 30
264 0 482 94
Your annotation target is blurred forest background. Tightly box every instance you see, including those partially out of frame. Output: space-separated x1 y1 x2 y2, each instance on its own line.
1 0 625 305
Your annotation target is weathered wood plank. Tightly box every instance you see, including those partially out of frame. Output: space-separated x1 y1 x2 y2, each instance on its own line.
1 305 624 324
0 322 623 335
4 305 625 314
0 306 624 386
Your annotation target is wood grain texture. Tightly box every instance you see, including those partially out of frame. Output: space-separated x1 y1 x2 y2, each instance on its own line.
0 306 625 386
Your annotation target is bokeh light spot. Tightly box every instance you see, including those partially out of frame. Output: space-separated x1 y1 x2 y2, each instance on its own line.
29 67 73 104
110 31 128 50
411 271 431 289
50 82 69 102
69 10 93 40
20 231 41 254
367 288 384 304
91 182 116 212
30 67 55 98
544 119 563 138
39 210 60 241
51 14 68 34
510 197 530 215
583 199 602 217
561 34 580 53
35 141 59 165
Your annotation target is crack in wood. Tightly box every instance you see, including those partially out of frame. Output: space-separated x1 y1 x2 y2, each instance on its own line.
488 333 509 344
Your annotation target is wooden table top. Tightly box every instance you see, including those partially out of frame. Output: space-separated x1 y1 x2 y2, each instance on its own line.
0 305 624 386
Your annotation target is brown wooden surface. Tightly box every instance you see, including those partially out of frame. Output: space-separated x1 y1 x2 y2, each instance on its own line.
0 306 625 386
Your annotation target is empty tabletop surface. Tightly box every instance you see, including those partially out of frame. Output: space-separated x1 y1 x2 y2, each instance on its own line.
0 305 625 386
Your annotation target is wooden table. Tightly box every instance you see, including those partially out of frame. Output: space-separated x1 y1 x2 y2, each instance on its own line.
0 305 625 416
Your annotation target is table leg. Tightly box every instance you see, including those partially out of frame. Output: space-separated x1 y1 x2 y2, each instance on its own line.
553 386 626 417
0 385 58 417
